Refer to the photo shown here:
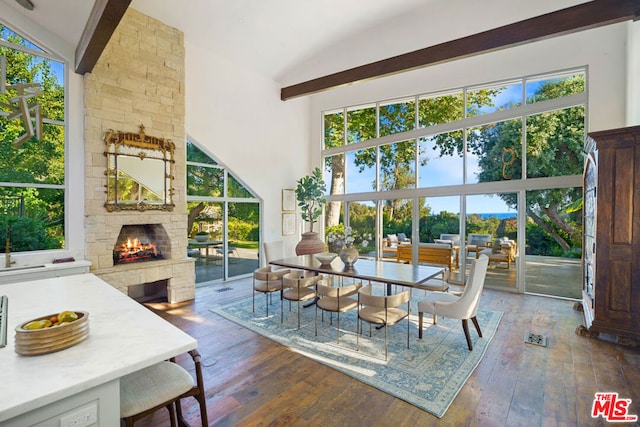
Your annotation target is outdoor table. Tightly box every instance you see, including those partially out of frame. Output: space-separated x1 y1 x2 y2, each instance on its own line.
188 239 223 262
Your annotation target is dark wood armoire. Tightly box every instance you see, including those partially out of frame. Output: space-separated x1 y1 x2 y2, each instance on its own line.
577 125 640 345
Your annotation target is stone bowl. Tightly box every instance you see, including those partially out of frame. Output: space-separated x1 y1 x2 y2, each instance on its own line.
314 252 338 265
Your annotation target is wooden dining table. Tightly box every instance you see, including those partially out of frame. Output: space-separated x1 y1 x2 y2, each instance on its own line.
269 255 443 294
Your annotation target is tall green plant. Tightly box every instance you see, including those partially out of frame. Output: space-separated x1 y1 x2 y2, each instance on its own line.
295 167 326 233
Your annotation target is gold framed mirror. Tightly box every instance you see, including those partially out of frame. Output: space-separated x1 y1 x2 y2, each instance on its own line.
104 124 175 211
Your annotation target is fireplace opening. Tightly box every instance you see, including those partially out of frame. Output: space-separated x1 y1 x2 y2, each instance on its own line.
128 280 168 303
113 224 169 265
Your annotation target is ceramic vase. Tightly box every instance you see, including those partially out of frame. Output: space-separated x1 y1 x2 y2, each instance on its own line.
339 244 359 267
295 231 326 255
329 239 344 255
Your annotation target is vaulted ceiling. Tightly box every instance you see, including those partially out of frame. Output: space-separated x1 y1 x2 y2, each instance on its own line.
1 0 637 97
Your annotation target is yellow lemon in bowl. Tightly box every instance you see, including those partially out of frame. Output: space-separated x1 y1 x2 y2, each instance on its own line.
57 311 78 323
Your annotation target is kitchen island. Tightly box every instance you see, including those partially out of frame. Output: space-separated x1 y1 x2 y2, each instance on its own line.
0 273 197 426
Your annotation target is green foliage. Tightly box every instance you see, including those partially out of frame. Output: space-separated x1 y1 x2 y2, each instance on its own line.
1 25 65 253
418 211 460 242
1 215 58 252
295 167 326 232
525 221 560 256
228 217 258 242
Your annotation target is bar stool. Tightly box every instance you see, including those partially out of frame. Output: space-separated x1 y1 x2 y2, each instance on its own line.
120 350 208 426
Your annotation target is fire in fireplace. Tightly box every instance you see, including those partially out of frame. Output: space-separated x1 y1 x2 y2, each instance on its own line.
114 237 162 264
113 224 168 265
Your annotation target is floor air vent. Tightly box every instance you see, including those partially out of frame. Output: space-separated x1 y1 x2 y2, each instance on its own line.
216 287 233 293
524 332 547 347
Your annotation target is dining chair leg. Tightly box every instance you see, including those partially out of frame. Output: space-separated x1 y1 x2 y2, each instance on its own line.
418 312 423 339
406 313 410 349
462 318 473 351
471 316 483 338
384 323 388 361
406 297 410 349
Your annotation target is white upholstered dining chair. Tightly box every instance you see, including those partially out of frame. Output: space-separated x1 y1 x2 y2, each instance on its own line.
417 254 489 350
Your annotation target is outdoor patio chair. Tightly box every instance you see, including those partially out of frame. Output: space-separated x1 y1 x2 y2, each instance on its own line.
439 233 461 247
478 238 517 268
466 233 492 258
417 255 489 350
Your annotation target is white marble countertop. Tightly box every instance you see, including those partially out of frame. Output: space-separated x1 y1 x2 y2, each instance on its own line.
0 273 197 422
0 260 92 285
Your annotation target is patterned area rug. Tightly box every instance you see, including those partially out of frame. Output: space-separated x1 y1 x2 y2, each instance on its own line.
211 293 502 418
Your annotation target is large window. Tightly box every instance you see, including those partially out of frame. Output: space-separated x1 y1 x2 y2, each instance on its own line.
186 140 260 283
322 69 585 296
0 24 66 253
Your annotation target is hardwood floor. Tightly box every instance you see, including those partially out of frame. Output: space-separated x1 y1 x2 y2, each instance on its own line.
139 278 640 426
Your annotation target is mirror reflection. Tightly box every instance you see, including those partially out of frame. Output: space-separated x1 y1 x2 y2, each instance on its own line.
104 125 175 211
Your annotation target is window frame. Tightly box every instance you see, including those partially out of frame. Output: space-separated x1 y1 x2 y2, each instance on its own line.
0 21 72 263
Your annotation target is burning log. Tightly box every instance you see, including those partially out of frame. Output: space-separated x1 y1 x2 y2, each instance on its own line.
113 237 163 264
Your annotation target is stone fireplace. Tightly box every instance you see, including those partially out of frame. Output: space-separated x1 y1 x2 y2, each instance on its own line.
82 9 195 303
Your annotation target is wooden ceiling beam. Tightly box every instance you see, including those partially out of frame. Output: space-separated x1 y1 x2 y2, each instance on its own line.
281 0 640 100
74 0 132 74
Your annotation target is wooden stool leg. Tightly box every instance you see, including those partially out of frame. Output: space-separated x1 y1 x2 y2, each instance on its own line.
167 403 177 427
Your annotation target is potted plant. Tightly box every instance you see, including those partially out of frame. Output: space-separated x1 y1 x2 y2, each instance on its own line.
294 167 327 255
194 231 209 242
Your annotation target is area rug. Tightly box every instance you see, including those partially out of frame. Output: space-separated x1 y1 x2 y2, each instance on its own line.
211 294 502 418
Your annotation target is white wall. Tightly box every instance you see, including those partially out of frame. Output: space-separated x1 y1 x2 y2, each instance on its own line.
184 42 312 256
310 23 630 162
281 0 588 87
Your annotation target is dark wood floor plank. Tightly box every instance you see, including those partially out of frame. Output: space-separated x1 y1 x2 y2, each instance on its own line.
134 277 639 426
